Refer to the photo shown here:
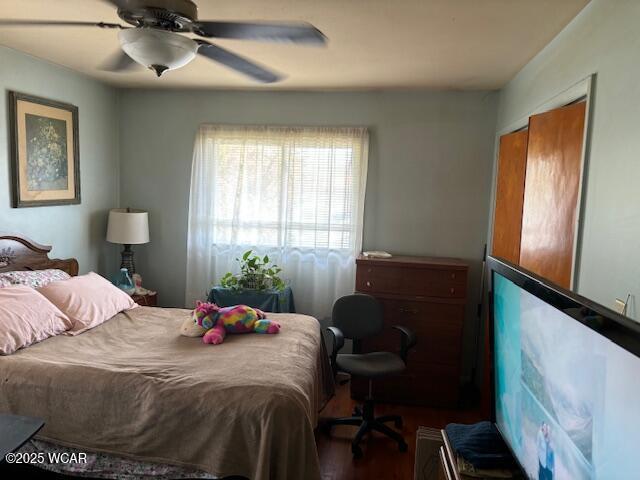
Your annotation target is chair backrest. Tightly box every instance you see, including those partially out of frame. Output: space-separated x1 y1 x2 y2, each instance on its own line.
332 294 383 340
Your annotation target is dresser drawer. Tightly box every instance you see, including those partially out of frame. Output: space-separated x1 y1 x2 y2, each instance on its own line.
356 264 466 298
361 299 464 366
352 364 460 406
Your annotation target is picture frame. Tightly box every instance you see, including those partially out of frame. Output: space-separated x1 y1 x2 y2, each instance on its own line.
8 91 80 208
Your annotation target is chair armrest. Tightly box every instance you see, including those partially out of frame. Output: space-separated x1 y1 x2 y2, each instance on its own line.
392 325 417 363
325 326 345 375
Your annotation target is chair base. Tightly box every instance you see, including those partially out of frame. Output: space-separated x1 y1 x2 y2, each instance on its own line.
324 396 408 459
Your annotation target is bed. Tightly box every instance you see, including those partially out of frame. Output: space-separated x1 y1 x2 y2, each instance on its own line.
0 234 334 480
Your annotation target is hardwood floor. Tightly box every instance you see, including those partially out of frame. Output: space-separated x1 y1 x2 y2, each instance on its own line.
316 378 483 480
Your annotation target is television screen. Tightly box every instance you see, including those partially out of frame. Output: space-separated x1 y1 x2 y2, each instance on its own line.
491 264 640 480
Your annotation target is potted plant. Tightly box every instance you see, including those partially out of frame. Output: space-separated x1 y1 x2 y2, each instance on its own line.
219 250 285 291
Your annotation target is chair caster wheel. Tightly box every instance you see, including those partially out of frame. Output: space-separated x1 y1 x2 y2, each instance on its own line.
395 418 403 429
352 444 363 459
399 441 408 453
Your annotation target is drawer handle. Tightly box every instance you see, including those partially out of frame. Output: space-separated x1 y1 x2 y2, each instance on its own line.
399 307 418 314
366 281 373 288
450 287 455 295
451 273 456 280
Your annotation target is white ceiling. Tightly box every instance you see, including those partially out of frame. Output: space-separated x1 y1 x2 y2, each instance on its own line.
0 0 590 90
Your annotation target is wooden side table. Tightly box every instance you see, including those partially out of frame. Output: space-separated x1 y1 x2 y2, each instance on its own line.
0 414 44 461
132 291 158 307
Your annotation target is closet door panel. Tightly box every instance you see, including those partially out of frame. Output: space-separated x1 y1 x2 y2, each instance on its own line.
519 101 586 289
492 130 529 264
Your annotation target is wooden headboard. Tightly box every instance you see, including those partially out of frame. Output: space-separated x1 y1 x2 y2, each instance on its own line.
0 234 79 276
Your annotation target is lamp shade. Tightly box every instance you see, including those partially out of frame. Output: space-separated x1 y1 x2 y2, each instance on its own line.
106 209 150 245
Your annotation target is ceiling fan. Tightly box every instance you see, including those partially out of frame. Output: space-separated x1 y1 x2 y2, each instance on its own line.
0 0 327 83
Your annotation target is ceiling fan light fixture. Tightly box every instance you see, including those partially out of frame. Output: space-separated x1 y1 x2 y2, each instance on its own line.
118 28 197 76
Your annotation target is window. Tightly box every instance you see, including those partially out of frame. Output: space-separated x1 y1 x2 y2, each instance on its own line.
186 125 369 320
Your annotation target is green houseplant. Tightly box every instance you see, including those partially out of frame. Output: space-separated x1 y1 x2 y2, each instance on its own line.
220 250 285 291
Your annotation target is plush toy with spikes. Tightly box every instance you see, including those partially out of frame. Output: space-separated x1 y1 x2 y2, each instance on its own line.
188 301 280 345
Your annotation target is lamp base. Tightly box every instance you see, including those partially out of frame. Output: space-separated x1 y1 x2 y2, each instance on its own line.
120 244 136 275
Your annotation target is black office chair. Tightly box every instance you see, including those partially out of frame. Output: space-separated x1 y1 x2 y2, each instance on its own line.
324 294 417 458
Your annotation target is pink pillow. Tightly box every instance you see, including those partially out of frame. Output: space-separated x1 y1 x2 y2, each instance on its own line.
38 272 137 335
0 285 73 354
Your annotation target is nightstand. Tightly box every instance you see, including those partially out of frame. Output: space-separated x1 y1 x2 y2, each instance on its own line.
132 292 157 307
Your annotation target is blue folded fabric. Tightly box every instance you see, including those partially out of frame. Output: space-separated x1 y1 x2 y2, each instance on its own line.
445 421 515 470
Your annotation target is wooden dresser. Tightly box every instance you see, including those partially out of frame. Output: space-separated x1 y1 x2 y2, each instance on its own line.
352 255 468 407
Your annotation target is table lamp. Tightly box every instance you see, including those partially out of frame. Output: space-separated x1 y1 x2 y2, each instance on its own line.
106 208 149 274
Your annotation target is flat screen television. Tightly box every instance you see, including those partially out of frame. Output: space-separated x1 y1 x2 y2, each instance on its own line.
488 256 640 480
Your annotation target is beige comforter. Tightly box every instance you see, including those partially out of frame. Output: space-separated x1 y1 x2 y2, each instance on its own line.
0 307 334 480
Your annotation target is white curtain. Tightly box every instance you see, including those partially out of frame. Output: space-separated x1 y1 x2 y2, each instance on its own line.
185 125 369 322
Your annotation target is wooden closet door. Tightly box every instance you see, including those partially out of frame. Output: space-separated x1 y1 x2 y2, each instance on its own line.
519 101 587 289
492 130 529 264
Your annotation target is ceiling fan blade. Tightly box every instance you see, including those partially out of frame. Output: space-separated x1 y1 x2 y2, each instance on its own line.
99 50 139 72
194 21 326 45
0 20 125 29
197 41 282 83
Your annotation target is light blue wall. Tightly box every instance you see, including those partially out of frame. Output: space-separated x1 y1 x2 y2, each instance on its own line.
495 0 640 319
0 46 120 276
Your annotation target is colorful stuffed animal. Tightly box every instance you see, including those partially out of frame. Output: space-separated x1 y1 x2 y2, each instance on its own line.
179 314 207 337
190 301 280 345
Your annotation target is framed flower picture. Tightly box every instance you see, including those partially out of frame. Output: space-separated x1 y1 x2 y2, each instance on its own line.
9 91 80 208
